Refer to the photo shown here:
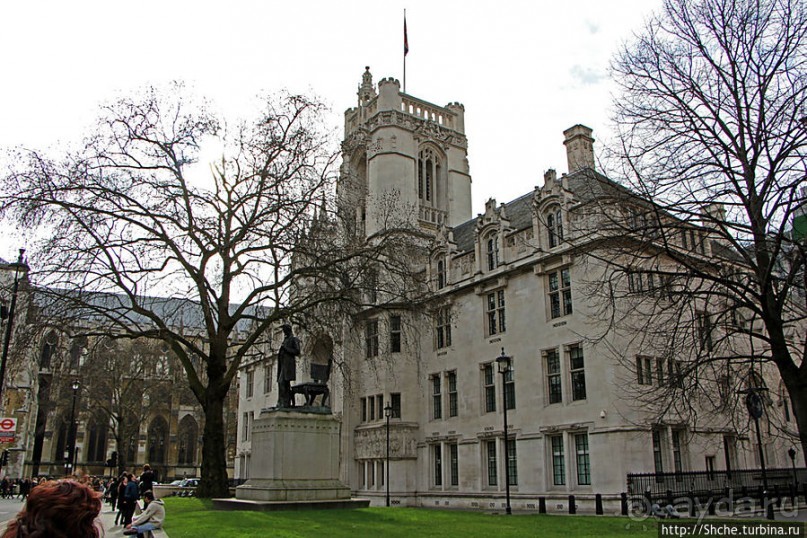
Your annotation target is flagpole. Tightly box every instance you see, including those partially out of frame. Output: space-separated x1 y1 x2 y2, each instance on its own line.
403 9 407 94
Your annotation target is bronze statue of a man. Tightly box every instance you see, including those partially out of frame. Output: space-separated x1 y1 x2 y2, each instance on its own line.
276 323 300 408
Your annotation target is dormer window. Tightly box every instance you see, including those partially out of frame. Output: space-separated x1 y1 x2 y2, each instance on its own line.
547 207 564 248
486 235 499 271
436 259 446 289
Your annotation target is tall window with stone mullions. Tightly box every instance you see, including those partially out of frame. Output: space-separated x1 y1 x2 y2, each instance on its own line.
548 268 572 318
575 433 591 485
569 345 586 401
546 350 562 404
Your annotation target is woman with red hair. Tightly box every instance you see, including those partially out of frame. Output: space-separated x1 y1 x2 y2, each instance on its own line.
2 479 103 537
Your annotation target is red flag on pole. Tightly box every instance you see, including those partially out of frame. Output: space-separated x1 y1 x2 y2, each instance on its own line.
404 15 409 56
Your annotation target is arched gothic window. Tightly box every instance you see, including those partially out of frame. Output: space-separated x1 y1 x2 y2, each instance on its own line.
147 416 168 464
418 148 441 205
177 415 198 466
547 207 564 248
86 414 108 463
117 410 139 468
40 331 58 370
69 336 87 371
53 416 69 463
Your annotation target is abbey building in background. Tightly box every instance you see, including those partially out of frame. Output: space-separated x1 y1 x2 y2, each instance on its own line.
0 264 241 482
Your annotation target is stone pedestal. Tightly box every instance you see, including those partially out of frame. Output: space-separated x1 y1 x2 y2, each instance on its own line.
214 408 368 511
232 408 353 503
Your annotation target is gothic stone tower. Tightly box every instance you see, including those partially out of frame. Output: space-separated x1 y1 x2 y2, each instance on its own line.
339 67 472 237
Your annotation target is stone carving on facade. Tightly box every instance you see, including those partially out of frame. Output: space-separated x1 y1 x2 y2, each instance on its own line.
361 109 467 149
413 119 453 149
341 128 370 154
354 424 418 460
367 137 383 157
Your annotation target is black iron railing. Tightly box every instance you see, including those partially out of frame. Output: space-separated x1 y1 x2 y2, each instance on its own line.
627 467 806 503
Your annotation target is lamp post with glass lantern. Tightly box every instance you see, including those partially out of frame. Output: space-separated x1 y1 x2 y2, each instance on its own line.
0 249 26 403
496 348 512 515
743 385 774 520
788 447 797 505
384 403 393 507
66 380 80 475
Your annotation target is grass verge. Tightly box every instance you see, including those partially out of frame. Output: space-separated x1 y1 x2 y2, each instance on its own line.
159 497 659 538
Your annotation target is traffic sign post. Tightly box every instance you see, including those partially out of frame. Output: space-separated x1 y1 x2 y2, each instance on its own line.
0 418 16 444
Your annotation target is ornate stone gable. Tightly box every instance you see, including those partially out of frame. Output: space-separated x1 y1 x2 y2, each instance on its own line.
475 198 512 236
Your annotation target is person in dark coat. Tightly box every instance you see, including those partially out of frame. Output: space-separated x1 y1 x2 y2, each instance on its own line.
115 474 127 525
122 473 139 526
17 478 30 501
139 464 155 496
276 324 300 408
108 476 119 510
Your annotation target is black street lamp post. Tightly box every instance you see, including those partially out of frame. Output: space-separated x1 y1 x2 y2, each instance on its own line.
66 380 80 475
496 348 512 515
0 249 26 403
744 386 774 520
788 447 797 505
384 403 393 507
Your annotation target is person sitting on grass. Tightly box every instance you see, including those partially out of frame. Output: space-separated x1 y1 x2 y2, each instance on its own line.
124 489 165 537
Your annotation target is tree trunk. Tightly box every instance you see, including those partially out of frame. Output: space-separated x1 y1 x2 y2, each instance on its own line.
197 391 229 498
783 372 807 464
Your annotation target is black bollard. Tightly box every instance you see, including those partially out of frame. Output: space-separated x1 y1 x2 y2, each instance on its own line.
569 495 576 515
688 490 697 517
620 492 628 516
538 497 546 514
595 493 603 515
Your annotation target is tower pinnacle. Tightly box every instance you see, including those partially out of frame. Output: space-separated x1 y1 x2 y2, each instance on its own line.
358 66 376 105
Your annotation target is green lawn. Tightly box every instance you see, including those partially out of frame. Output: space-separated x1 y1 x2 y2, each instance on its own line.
159 498 659 538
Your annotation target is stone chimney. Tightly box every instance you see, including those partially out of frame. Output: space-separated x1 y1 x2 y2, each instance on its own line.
563 125 595 173
701 203 727 228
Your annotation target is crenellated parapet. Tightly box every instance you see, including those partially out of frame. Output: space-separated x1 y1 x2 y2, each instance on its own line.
339 66 473 233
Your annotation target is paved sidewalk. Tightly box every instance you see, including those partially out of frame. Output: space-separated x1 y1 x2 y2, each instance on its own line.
98 506 170 537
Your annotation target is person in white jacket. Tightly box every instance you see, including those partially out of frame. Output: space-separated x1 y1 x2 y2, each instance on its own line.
124 490 165 536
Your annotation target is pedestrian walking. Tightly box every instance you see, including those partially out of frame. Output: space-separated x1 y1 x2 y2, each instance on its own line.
139 464 155 496
122 473 139 526
115 474 128 525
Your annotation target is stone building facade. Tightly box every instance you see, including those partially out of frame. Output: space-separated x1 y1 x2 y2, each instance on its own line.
234 68 800 510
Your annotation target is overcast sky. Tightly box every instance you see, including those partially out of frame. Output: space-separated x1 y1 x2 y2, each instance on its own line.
0 0 662 258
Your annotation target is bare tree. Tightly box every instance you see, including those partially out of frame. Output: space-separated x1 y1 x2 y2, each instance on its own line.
79 337 176 475
598 0 807 456
0 85 424 496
